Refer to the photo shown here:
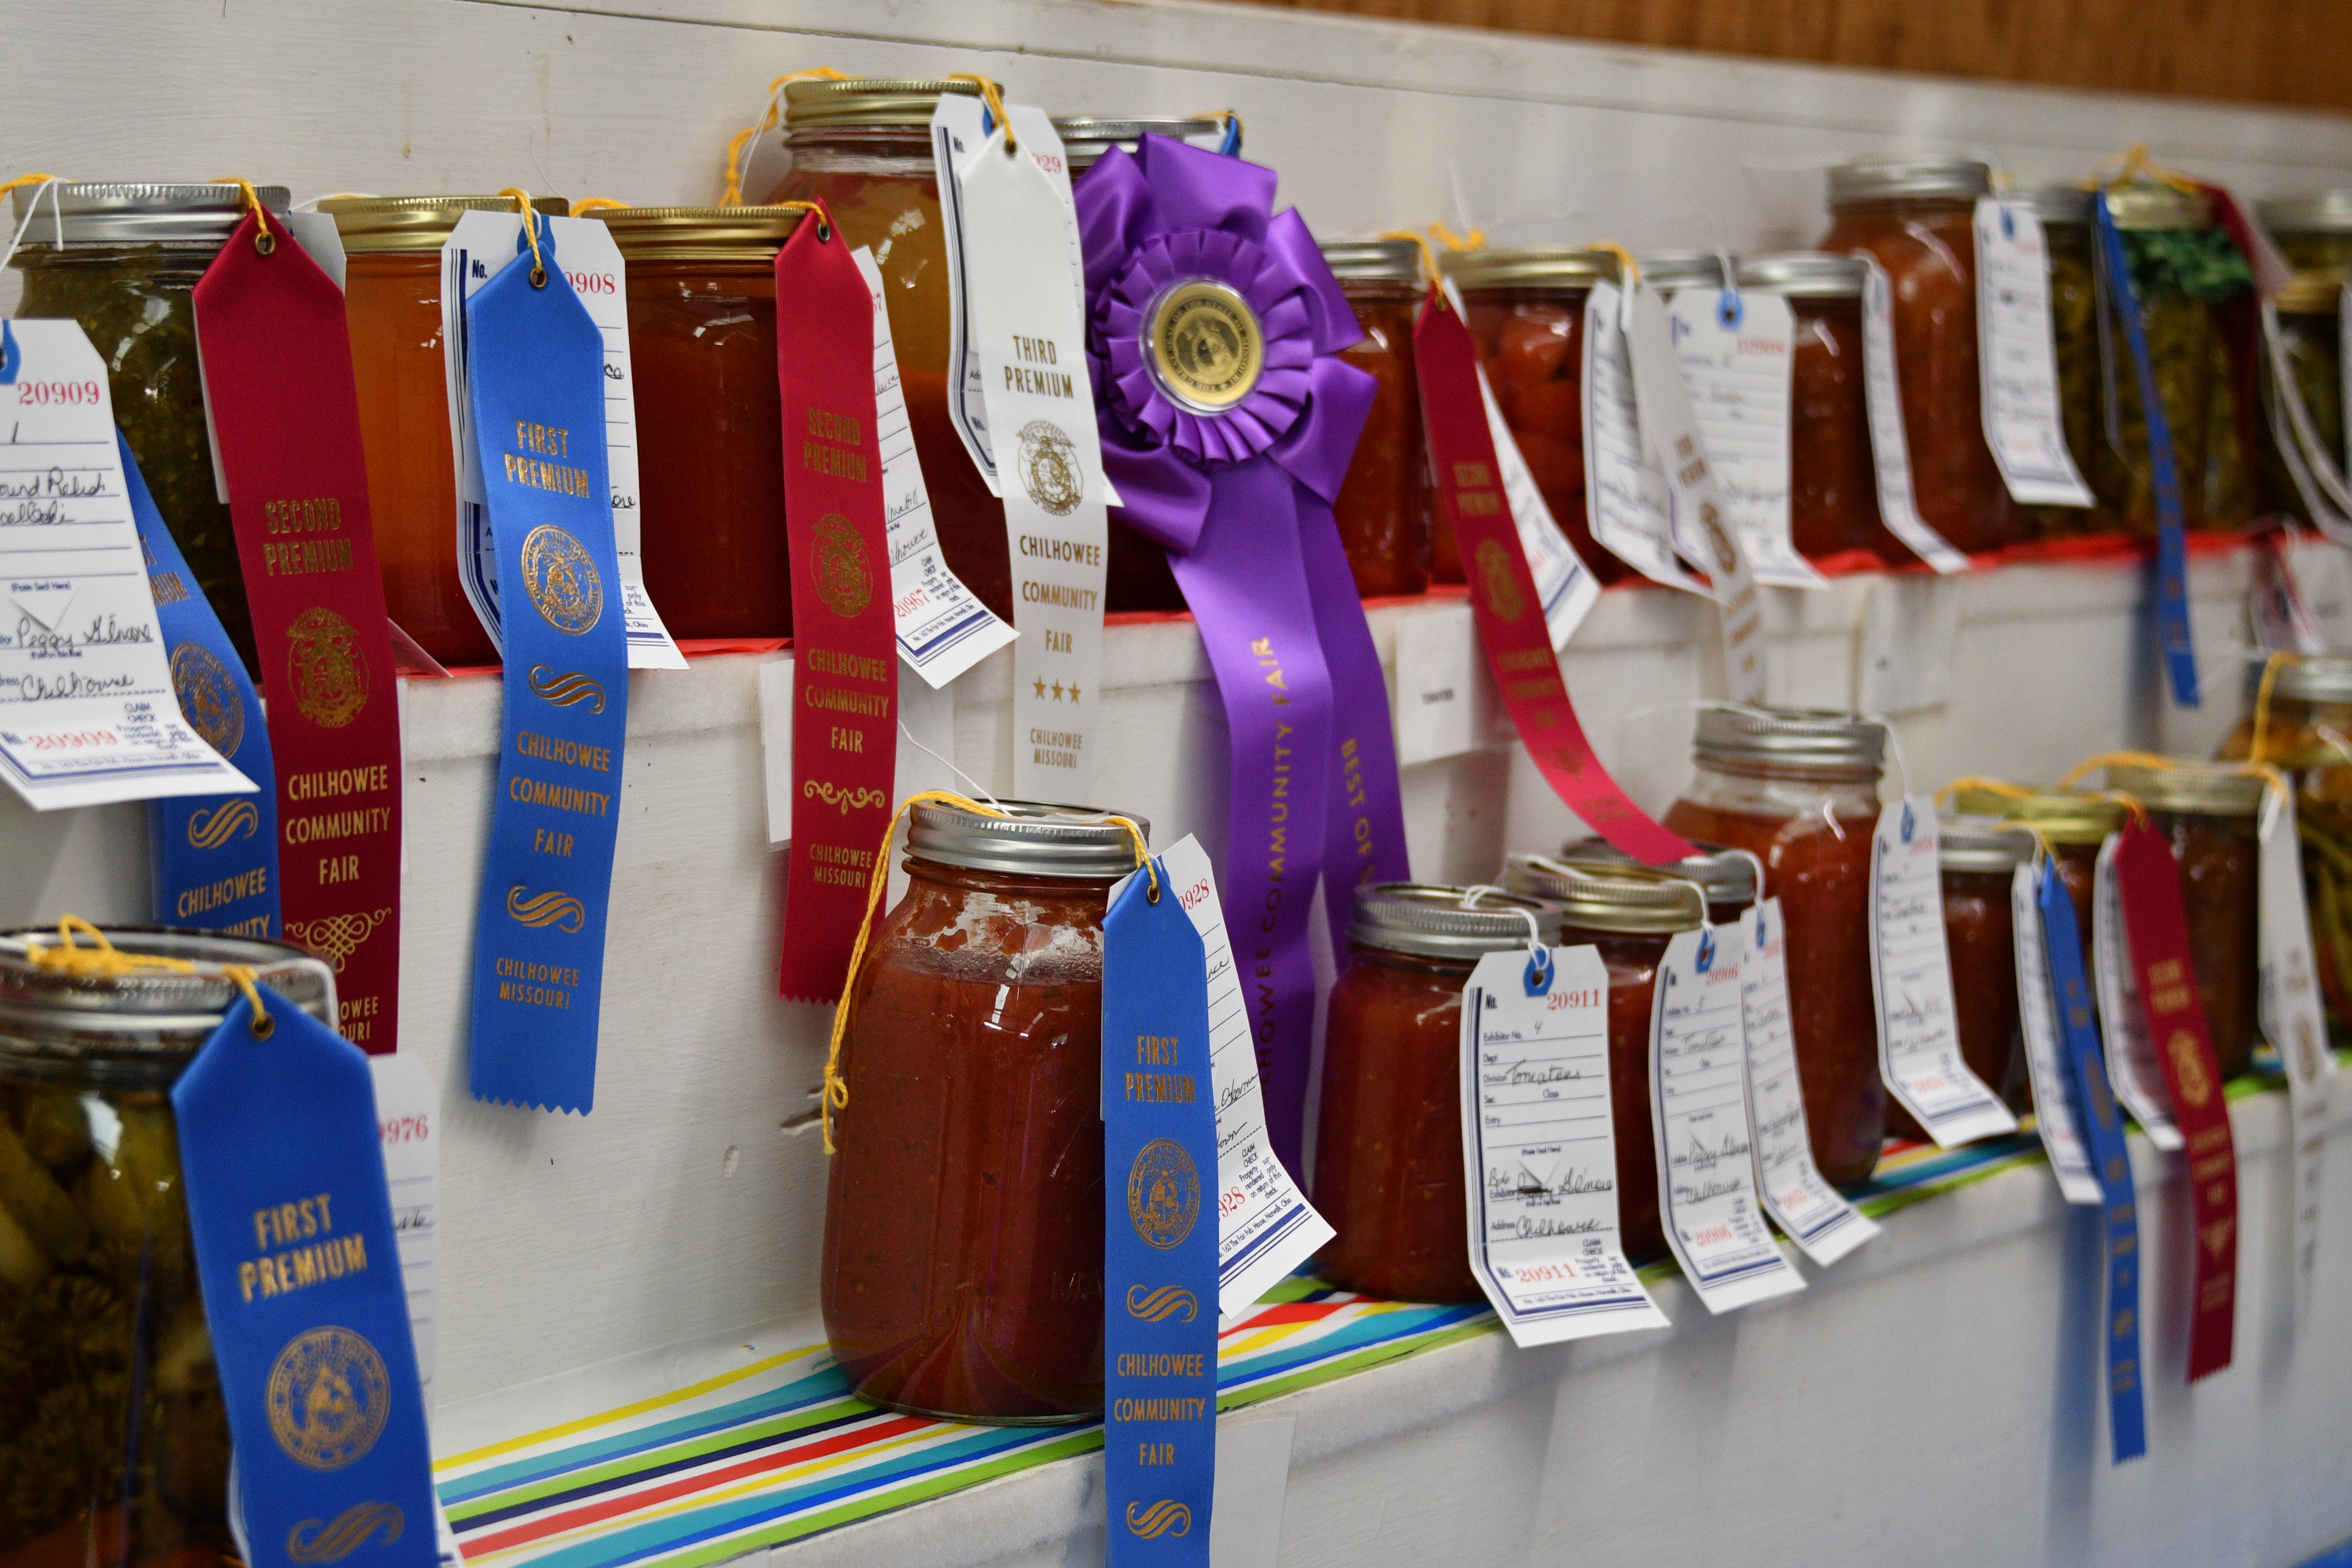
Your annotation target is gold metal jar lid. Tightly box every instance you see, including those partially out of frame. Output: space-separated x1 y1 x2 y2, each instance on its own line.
1945 786 2125 845
2259 192 2352 235
1938 819 2037 874
8 181 291 251
1056 117 1230 174
591 204 810 262
1504 857 1706 937
2008 186 2094 225
1736 251 1866 299
319 193 571 254
1348 883 1563 961
1533 836 1759 909
1438 246 1620 293
1827 158 1990 206
2101 184 2214 231
2275 271 2348 314
784 76 981 129
1320 238 1424 286
1637 252 1727 293
906 798 1147 879
2104 761 2265 817
1692 705 1886 771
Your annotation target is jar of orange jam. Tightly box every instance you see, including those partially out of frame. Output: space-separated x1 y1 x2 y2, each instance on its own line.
1321 238 1434 599
1736 253 1888 561
1315 884 1562 1301
596 204 806 641
321 193 569 668
1661 707 1888 1187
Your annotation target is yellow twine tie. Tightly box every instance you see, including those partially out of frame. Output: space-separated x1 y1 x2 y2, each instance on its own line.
496 188 548 288
719 67 849 207
0 172 57 201
570 197 628 215
1378 229 1443 295
23 916 272 1037
2056 750 2183 791
947 74 1017 155
1583 241 1640 289
2085 141 2202 196
210 177 275 256
1190 108 1244 147
1934 775 2030 809
2250 650 2300 765
819 792 1156 1155
1428 221 1485 253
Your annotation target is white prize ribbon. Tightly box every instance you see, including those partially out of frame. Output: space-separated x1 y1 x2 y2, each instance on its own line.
1666 286 1824 588
1736 900 1878 1265
1853 255 1973 573
1459 943 1670 1346
1582 282 1707 594
0 319 253 809
2090 836 2183 1150
2256 784 2335 1324
1650 924 1805 1312
438 211 682 666
2012 863 2103 1203
850 246 1015 686
952 118 1111 801
1973 198 2096 508
1868 800 2017 1145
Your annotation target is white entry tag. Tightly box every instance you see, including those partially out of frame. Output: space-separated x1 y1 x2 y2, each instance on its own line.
850 246 1015 686
368 1051 441 1395
1650 925 1805 1312
439 211 683 667
1667 287 1823 589
2090 838 2183 1150
952 121 1111 800
756 653 793 845
2256 785 2336 1323
1460 943 1670 1345
0 319 253 809
1390 601 1507 767
1853 255 1972 574
1868 800 2017 1145
2261 299 2352 547
1973 198 2095 509
2012 864 2102 1203
1736 901 1878 1265
1582 283 1706 596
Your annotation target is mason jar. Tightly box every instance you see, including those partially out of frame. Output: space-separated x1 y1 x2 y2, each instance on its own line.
1736 252 1888 561
1321 238 1435 599
1930 820 2036 1124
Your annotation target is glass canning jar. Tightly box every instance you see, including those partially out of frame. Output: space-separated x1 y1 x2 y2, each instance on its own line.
1533 835 1758 927
1818 158 2012 555
1922 822 2035 1131
1661 707 1888 1187
2259 193 2352 277
597 204 807 641
1315 884 1562 1302
2011 188 2106 540
1946 786 2124 989
2220 655 2352 1040
9 182 291 676
2259 272 2347 525
319 194 569 668
1320 239 1434 599
1737 253 1887 561
0 926 333 1568
821 799 1146 1424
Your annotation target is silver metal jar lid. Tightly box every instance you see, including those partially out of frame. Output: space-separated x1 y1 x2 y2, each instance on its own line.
1348 883 1561 961
2260 653 2352 705
1638 251 1727 292
1056 117 1230 174
0 926 335 1076
1320 238 1424 286
784 76 981 129
2008 186 2094 225
1438 246 1619 292
1827 158 1992 206
1505 858 1705 936
8 181 292 250
1691 705 1887 771
2104 760 2265 817
2260 192 2352 235
321 193 570 255
1735 251 1867 299
1938 819 2036 874
1537 836 1758 907
906 798 1149 879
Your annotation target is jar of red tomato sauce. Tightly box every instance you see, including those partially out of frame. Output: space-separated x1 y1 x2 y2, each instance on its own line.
321 193 569 668
1819 158 2012 555
2105 761 2265 1081
1661 707 1888 1186
821 798 1147 1424
1315 883 1562 1301
1922 821 2036 1131
595 204 805 640
1499 855 1711 1259
1736 253 1888 562
1321 238 1435 598
1438 247 1618 585
1945 786 2122 984
1539 835 1758 926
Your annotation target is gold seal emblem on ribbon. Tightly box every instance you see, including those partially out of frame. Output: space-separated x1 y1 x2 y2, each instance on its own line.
1125 1137 1202 1251
284 608 369 729
170 640 245 753
1147 279 1264 413
520 524 604 636
266 1326 392 1470
812 513 874 618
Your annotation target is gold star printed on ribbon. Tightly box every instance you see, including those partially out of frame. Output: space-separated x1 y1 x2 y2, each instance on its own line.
1068 683 1082 703
1033 676 1047 699
1051 681 1065 701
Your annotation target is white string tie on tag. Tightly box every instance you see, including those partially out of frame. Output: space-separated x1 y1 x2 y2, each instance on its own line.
896 719 1002 811
0 176 65 275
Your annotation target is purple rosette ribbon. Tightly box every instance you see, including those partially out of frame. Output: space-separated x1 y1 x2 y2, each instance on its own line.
1078 136 1411 1173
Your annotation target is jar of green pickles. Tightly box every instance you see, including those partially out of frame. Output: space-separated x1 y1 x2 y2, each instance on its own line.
2259 272 2348 525
2013 187 2105 540
0 926 335 1568
8 183 291 676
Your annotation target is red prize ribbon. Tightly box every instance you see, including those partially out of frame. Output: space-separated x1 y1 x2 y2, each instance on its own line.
2114 815 2238 1381
775 204 898 1004
1413 292 1694 864
193 207 404 1053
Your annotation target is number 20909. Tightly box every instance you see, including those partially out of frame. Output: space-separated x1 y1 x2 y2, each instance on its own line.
16 381 103 406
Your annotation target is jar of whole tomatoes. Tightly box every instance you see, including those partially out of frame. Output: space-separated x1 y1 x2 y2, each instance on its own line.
2258 272 2347 525
1818 158 2012 555
1946 786 2123 985
1735 252 1886 561
1315 883 1562 1301
1437 247 1618 585
1661 706 1888 1186
320 193 570 668
0 926 334 1568
2008 188 2106 540
1923 821 2036 1129
10 182 292 675
1534 835 1758 926
596 204 808 641
2221 655 2352 1041
821 798 1145 1424
1320 238 1434 598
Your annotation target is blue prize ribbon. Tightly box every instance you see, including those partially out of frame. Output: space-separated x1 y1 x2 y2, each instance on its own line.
460 220 629 1113
2037 863 2147 1464
174 983 436 1568
1103 861 1217 1566
126 433 280 937
2092 191 2199 708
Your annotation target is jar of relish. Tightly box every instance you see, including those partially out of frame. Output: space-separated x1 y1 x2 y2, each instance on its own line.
1736 252 1886 561
1320 238 1434 599
596 204 807 641
1661 707 1888 1187
2220 655 2352 1040
321 193 570 668
1922 821 2036 1129
1818 158 2012 556
2086 185 2228 538
10 182 291 675
2007 188 2105 541
821 799 1146 1424
1541 835 1758 926
1315 884 1562 1301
